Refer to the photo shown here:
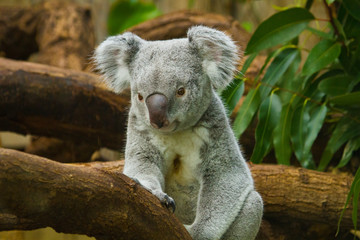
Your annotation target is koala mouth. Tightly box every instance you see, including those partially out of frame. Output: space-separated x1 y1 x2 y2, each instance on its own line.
154 120 178 134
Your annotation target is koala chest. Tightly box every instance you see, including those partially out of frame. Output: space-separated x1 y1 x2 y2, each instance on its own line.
152 127 209 185
151 127 209 224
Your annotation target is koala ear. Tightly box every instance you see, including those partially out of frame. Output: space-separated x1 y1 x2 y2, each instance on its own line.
93 33 144 93
187 26 240 89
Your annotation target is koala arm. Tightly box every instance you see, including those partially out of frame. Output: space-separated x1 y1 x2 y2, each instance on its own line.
123 116 175 210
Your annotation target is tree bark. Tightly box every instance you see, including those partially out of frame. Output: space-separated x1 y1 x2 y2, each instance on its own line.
0 2 95 70
0 148 356 236
248 163 354 227
128 10 250 55
0 57 128 150
0 148 191 240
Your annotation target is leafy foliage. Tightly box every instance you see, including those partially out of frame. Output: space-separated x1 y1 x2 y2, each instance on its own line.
108 0 161 35
221 0 360 232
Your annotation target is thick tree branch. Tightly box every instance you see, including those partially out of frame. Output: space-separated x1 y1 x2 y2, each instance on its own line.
128 10 250 48
248 164 355 228
0 148 356 236
0 57 129 150
0 148 191 240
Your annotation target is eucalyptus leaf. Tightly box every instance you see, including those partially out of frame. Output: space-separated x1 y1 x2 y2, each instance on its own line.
337 136 360 168
221 54 257 114
337 168 360 235
329 91 360 109
304 104 327 158
352 178 360 232
343 0 360 21
306 26 334 40
246 8 314 54
108 0 161 35
277 50 302 103
221 78 244 115
290 100 316 169
233 86 261 139
251 93 282 163
318 75 353 96
302 40 341 76
259 48 300 98
318 118 360 171
273 101 294 165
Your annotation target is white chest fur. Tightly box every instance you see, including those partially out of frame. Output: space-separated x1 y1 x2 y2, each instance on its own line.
151 126 209 184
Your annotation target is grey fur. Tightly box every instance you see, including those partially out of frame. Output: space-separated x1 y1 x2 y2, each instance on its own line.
94 26 263 240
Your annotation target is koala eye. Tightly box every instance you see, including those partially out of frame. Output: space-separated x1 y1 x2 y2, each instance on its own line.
138 93 144 101
176 87 186 97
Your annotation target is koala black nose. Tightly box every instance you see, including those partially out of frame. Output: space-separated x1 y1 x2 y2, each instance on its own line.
146 93 169 129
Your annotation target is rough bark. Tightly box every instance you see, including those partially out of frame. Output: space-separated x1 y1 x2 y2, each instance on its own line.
248 163 354 227
128 10 250 48
0 148 191 240
0 2 95 70
0 58 128 150
0 148 356 235
127 10 250 68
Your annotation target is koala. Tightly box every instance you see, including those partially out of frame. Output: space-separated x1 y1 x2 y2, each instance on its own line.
94 26 263 240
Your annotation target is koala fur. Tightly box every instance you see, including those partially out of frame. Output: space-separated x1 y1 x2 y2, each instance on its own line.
94 26 263 240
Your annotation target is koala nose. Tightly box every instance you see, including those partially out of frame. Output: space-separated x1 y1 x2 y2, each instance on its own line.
146 93 169 129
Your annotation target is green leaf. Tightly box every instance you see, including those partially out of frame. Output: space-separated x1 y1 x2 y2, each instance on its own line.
221 53 257 114
329 91 360 109
337 136 360 168
306 26 334 40
353 177 360 232
273 100 295 165
245 8 314 54
221 78 244 114
251 93 282 163
337 167 360 235
302 40 341 76
343 0 360 21
259 48 300 98
318 75 353 96
290 100 316 169
304 104 327 157
108 0 162 35
277 50 302 103
233 85 261 139
318 118 360 171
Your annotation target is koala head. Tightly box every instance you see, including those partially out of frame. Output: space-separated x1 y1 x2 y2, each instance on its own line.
94 26 239 133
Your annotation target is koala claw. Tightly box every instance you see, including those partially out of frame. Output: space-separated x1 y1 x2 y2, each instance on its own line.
162 194 176 213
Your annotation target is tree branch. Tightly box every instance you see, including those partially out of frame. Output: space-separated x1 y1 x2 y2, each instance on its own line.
0 57 129 150
0 148 356 237
0 148 191 240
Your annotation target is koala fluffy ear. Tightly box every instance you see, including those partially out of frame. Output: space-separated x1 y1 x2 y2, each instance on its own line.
93 33 144 93
187 26 240 89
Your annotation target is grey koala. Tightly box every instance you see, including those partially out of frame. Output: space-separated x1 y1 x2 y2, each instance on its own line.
94 26 263 240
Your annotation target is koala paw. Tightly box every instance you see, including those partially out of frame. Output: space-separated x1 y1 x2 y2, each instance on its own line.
161 194 176 213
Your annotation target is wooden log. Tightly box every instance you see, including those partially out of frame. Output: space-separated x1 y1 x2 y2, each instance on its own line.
0 148 355 234
0 148 191 240
93 160 356 228
128 10 251 49
0 58 128 150
248 163 354 228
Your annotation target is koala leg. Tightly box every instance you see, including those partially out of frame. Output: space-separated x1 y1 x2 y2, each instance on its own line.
220 190 263 240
